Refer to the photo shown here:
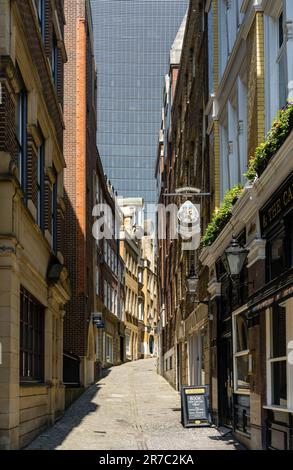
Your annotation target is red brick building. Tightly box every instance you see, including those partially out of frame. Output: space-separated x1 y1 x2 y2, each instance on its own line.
63 0 98 387
0 0 70 449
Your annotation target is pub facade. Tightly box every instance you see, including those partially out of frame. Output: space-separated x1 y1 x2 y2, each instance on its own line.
197 0 293 449
200 134 293 449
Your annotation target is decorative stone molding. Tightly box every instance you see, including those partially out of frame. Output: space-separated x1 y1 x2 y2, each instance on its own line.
247 238 266 268
208 280 222 300
0 245 16 255
0 152 18 177
286 20 293 41
27 199 37 222
27 124 42 149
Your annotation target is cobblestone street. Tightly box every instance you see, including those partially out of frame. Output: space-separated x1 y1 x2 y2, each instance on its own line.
27 359 240 450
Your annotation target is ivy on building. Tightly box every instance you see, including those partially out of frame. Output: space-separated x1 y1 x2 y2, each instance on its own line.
201 185 244 247
202 103 293 248
245 102 293 182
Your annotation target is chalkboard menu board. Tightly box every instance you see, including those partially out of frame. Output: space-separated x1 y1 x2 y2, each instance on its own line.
181 386 211 428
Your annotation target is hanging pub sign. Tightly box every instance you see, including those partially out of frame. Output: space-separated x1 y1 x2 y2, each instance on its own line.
177 201 201 248
181 386 211 428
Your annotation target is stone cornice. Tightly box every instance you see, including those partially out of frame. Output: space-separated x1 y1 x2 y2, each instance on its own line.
207 280 222 299
247 238 266 268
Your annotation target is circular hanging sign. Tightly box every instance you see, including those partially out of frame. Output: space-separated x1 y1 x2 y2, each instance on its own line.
177 201 201 241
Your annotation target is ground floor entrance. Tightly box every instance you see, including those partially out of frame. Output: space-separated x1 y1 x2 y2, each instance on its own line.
219 335 233 428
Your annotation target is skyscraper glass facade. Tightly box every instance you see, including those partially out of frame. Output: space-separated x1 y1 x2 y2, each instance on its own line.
91 0 188 206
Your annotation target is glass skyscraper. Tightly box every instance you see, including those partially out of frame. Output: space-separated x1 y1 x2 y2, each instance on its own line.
91 0 188 206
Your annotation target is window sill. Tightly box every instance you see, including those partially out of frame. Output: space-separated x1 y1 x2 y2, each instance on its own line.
263 405 293 413
20 381 48 387
234 390 250 396
234 429 251 439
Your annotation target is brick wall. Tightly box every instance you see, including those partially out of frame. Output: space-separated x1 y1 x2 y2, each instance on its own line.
63 0 97 358
247 13 265 161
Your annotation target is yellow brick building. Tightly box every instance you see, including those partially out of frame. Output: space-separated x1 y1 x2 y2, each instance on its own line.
138 236 158 359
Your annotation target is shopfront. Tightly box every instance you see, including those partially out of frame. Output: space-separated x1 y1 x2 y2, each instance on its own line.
249 172 293 449
214 238 251 434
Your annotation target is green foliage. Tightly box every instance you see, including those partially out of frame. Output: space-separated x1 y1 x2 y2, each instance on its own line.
245 103 293 182
201 103 293 247
201 185 244 247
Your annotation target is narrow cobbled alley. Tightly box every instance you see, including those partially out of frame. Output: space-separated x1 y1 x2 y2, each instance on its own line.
27 359 240 450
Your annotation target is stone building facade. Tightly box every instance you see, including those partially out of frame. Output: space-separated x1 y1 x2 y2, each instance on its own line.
118 199 144 362
0 0 69 449
94 171 125 371
138 236 158 359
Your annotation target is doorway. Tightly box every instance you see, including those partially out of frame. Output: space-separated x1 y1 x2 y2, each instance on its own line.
149 335 154 355
120 336 124 362
219 335 233 427
188 334 202 386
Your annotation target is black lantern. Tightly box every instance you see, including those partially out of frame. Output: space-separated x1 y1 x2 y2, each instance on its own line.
186 264 199 295
224 238 248 277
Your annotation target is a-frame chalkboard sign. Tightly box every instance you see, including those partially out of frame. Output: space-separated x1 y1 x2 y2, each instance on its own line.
181 385 211 428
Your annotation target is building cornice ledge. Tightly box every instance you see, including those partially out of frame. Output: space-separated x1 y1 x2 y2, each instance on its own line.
231 184 255 224
253 130 293 197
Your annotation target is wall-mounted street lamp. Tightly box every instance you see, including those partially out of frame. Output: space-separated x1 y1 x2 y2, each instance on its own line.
223 237 249 277
185 264 199 297
186 266 211 318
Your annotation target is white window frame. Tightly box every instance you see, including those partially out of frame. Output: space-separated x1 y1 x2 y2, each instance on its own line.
232 306 250 395
105 334 113 364
219 0 229 78
265 298 293 412
237 75 248 183
264 2 288 132
104 280 107 307
220 117 229 201
276 11 288 109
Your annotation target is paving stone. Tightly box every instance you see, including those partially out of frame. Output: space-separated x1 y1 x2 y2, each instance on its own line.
27 359 241 450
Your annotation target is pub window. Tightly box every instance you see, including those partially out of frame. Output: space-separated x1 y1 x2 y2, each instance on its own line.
267 304 287 407
233 310 250 392
20 287 45 382
285 214 293 269
51 166 58 252
37 131 45 231
266 215 293 282
16 72 28 193
266 225 286 281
